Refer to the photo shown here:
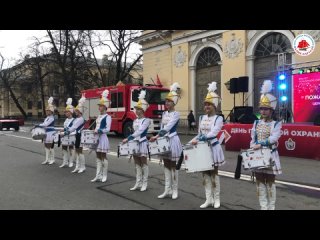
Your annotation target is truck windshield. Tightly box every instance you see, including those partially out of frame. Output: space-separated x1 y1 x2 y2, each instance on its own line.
145 89 169 104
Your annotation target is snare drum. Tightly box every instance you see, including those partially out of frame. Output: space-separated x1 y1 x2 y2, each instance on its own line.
148 136 171 155
31 127 46 140
241 147 274 170
118 140 140 156
183 142 214 173
61 134 76 146
81 130 98 146
52 132 60 143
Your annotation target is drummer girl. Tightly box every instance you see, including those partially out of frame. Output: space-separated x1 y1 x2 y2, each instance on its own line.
59 98 75 168
91 90 112 183
190 82 225 209
37 97 56 165
122 90 150 191
150 82 183 200
250 80 282 210
64 95 87 173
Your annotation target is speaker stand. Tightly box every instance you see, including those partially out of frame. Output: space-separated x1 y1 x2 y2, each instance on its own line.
225 93 236 122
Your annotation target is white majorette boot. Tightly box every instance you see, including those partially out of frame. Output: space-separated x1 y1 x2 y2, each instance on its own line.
42 148 50 164
48 148 55 165
59 149 68 168
257 182 268 210
68 149 74 168
91 159 103 182
101 159 108 182
213 174 221 208
267 183 276 210
78 154 86 173
200 174 214 208
171 169 178 199
140 164 149 192
158 167 172 198
130 164 142 191
71 154 80 173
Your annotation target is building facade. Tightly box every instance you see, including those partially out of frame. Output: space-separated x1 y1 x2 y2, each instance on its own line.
0 57 142 119
136 30 320 121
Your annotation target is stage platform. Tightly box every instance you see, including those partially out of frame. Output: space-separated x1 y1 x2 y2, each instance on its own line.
223 123 320 160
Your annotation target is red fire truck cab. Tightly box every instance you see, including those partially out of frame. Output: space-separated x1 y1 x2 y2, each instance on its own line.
82 84 170 137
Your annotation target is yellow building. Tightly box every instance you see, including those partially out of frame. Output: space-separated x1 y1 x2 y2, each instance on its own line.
136 30 320 122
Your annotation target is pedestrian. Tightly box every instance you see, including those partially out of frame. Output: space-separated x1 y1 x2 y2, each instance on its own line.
188 110 196 131
150 82 183 200
59 98 75 168
64 95 86 173
250 80 282 210
36 97 56 165
122 90 151 191
91 90 112 183
189 82 224 208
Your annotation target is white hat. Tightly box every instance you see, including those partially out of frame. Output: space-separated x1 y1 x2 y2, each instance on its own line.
204 82 220 108
46 97 55 112
65 98 74 113
259 80 277 110
135 90 149 111
75 95 86 114
165 82 181 105
98 90 110 108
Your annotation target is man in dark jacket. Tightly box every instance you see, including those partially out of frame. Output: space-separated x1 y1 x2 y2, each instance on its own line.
187 110 196 131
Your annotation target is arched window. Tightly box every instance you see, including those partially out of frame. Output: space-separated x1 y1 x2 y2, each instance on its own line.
197 48 221 69
254 33 292 57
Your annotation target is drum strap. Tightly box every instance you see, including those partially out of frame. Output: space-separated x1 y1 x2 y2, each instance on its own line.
211 141 219 147
46 127 55 132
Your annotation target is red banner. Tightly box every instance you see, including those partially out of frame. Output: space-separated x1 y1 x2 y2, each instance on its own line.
223 123 320 160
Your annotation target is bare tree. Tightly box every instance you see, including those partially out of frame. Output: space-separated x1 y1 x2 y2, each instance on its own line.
22 38 58 116
102 30 142 85
46 30 88 100
0 54 27 118
81 30 142 86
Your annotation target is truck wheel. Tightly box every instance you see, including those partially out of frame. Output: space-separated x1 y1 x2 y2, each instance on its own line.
15 126 20 131
123 121 133 138
0 123 2 131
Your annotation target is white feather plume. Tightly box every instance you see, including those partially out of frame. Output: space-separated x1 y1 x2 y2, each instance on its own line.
78 95 86 105
102 90 109 99
48 97 54 105
207 82 217 92
66 98 72 105
170 82 180 92
138 90 146 100
261 80 273 94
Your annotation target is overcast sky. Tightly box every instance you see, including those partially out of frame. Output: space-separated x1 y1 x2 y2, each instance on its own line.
0 30 141 62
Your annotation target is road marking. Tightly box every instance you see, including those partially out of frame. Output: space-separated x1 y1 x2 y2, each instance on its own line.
109 151 320 192
2 133 320 192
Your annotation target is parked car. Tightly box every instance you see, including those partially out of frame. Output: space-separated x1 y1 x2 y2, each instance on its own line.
0 118 20 131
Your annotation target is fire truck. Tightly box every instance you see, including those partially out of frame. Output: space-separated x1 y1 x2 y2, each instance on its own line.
81 83 170 137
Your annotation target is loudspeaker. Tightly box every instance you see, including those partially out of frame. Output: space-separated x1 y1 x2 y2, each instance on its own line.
230 78 239 94
233 106 253 123
237 76 249 92
314 114 320 126
238 113 258 124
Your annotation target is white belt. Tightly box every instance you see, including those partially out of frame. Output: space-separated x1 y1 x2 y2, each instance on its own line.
168 132 177 138
137 136 147 142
